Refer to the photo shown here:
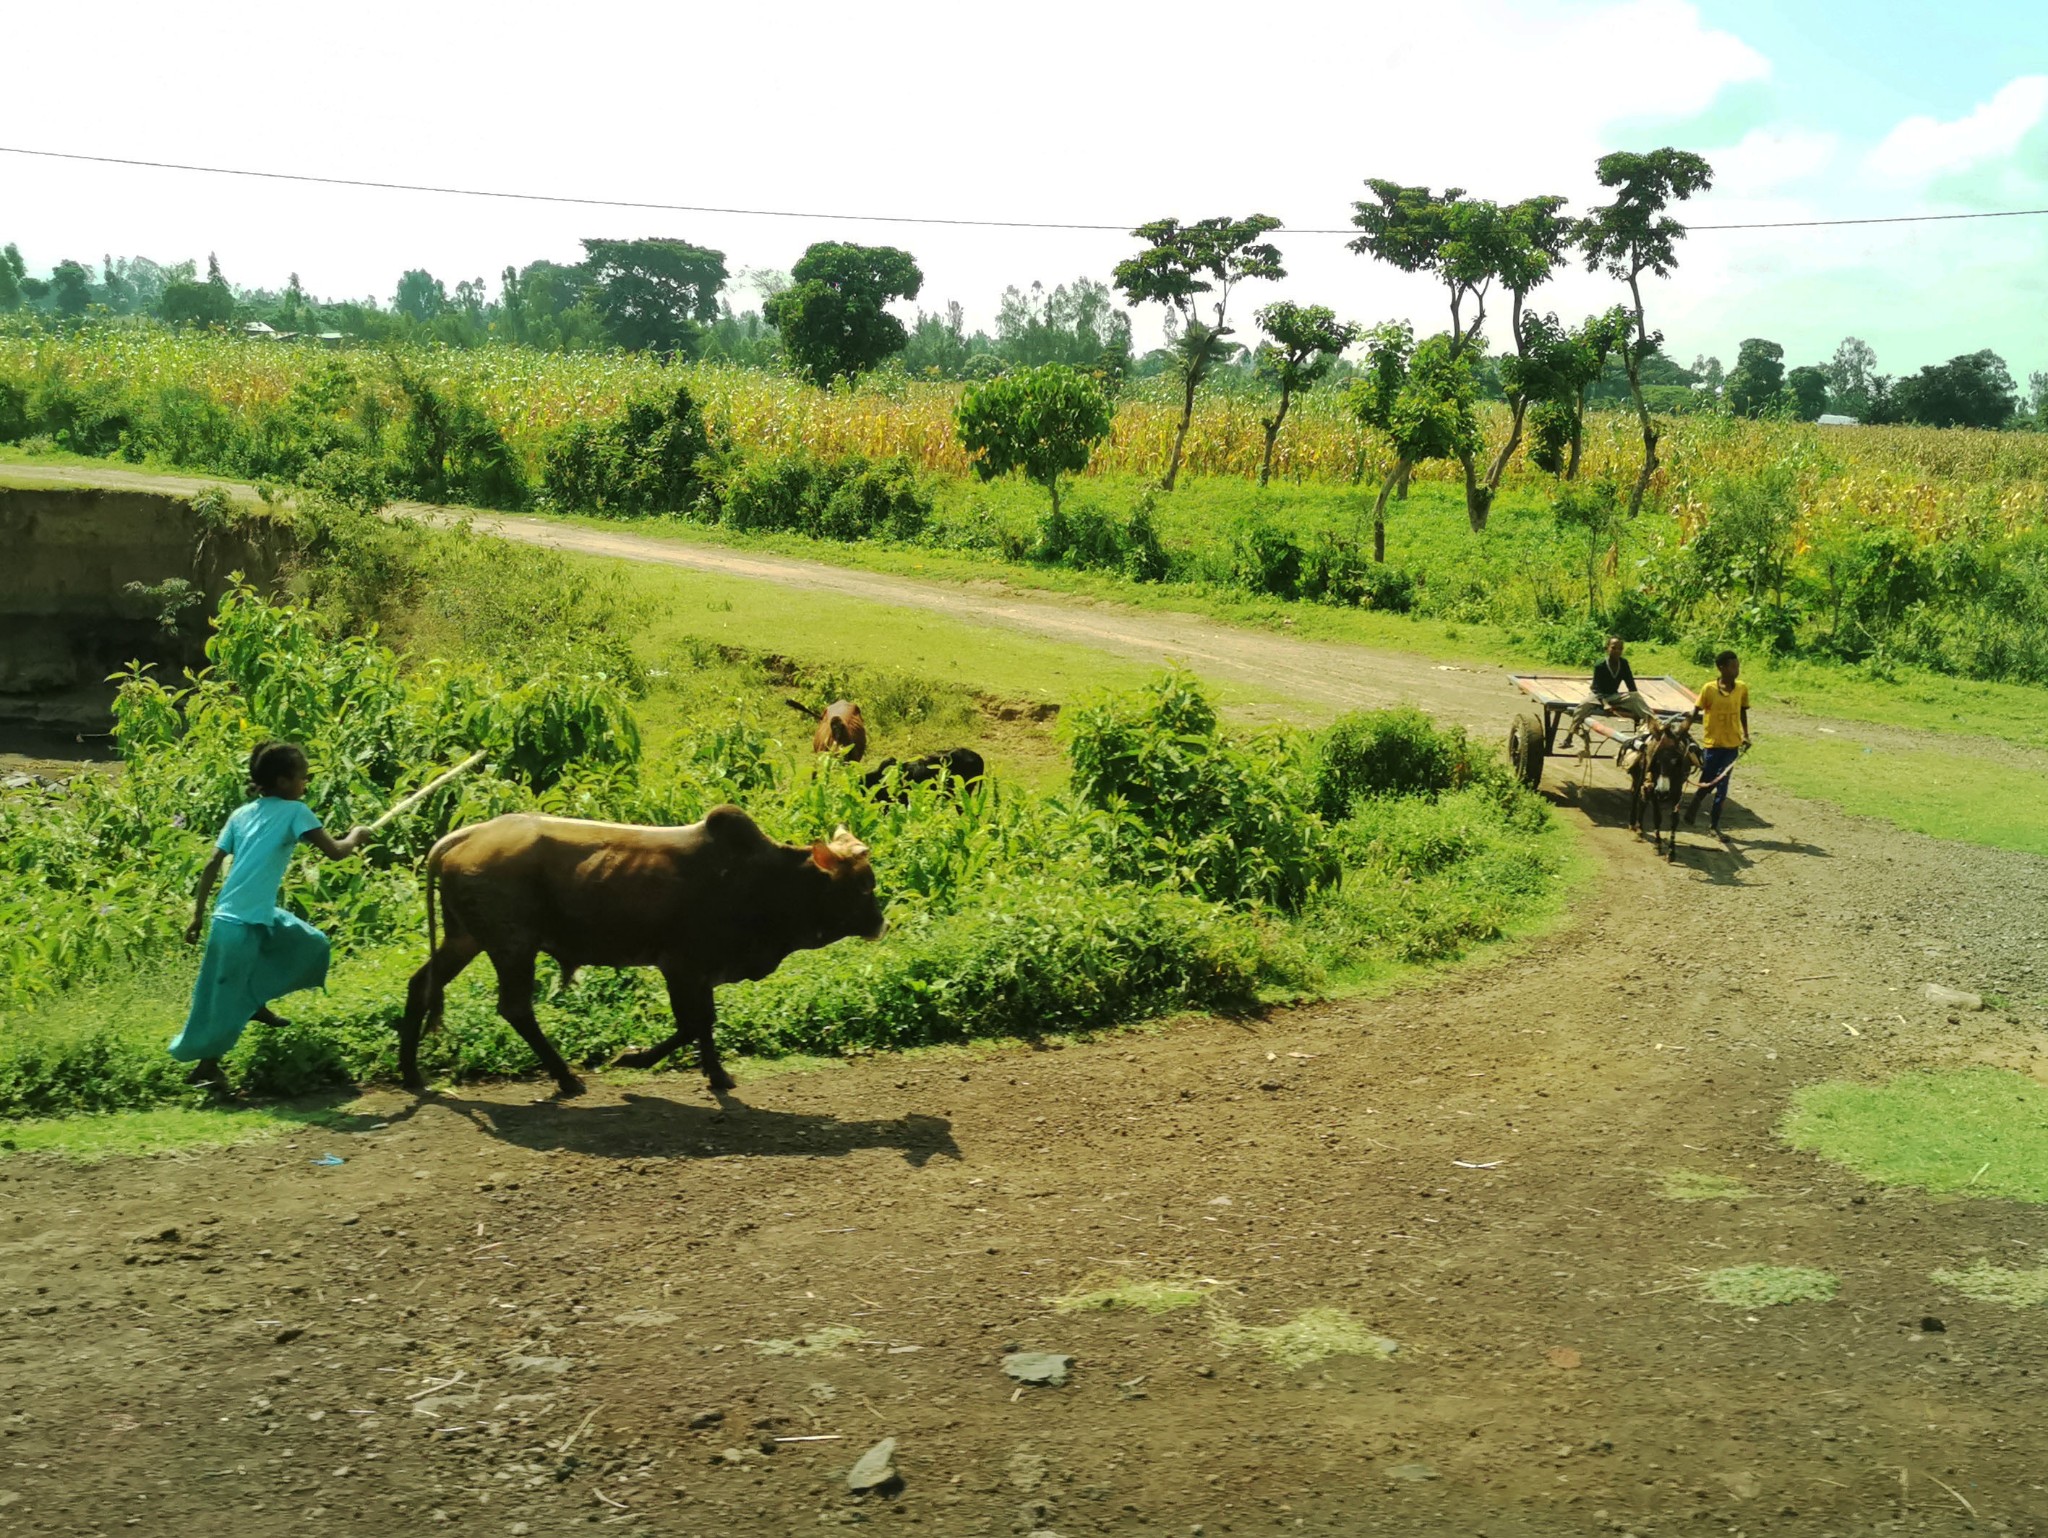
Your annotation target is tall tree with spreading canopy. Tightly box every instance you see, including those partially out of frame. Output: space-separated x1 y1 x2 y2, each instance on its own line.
1891 350 2019 430
1484 196 1574 490
956 363 1114 520
1575 147 1714 516
1113 215 1285 491
1351 181 1547 527
764 242 922 385
1348 323 1481 563
0 243 23 312
579 238 728 357
1253 302 1357 486
1825 336 1878 419
49 259 94 316
393 269 447 323
1786 365 1830 422
1725 337 1786 417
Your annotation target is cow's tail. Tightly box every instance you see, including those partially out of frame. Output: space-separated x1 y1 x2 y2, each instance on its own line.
422 840 446 1035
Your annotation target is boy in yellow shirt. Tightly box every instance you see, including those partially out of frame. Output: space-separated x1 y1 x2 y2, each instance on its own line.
1685 649 1751 840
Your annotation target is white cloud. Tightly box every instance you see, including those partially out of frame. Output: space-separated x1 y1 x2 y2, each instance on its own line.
1710 127 1838 195
1866 75 2048 182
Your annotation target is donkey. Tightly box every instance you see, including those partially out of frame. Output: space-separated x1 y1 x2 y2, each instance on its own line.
1629 719 1702 861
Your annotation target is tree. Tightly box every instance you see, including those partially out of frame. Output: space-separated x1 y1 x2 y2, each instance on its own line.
1112 215 1284 491
1691 354 1725 393
1253 302 1356 486
1483 197 1575 494
1350 181 1516 527
501 259 601 350
1786 365 1830 422
158 256 236 328
996 278 1133 375
0 243 22 312
580 238 729 357
1576 147 1714 516
764 242 921 385
1520 307 1626 479
2027 370 2048 429
1825 337 1878 419
1348 323 1480 562
393 268 447 323
1725 338 1786 417
901 302 982 379
1553 481 1623 617
1891 350 2019 430
50 258 94 316
956 363 1114 519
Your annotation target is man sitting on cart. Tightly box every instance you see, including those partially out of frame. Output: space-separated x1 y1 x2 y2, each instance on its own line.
1561 636 1654 749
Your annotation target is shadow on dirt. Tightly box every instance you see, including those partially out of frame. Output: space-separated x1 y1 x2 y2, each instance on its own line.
432 1090 961 1167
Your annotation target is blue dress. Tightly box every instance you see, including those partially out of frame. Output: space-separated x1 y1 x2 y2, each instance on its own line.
168 798 332 1062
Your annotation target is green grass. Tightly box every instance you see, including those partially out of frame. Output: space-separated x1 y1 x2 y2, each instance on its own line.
0 1099 380 1161
1751 735 2048 857
1053 1276 1215 1314
1699 1264 1839 1307
1212 1307 1399 1369
1661 1169 1760 1201
1930 1259 2048 1308
1784 1068 2048 1204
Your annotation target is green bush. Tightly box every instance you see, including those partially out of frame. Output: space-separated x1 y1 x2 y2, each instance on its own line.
1308 707 1487 819
712 450 930 541
1066 671 1336 912
541 386 710 516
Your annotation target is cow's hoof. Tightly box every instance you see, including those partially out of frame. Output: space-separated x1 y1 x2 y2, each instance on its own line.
612 1047 660 1070
553 1077 588 1100
402 1075 429 1095
707 1071 737 1094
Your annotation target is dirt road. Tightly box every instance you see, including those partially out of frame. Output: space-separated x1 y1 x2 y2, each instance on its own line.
8 461 2048 1534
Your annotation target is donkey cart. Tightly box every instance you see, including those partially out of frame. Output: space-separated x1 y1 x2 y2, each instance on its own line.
1505 673 1697 789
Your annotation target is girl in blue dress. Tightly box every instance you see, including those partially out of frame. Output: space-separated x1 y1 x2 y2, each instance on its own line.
171 742 370 1093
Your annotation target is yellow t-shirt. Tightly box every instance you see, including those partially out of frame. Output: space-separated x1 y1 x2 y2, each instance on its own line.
1696 679 1750 749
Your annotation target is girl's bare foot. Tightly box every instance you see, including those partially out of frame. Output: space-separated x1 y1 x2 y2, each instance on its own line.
184 1059 235 1099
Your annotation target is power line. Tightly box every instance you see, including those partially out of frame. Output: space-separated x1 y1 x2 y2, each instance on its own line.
5 143 2047 236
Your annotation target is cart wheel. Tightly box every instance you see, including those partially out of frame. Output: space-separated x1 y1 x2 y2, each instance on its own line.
1509 713 1547 789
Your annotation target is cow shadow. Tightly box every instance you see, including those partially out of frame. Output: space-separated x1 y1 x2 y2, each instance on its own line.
433 1089 961 1167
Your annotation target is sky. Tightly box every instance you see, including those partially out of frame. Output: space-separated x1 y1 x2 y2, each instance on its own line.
2 0 2044 385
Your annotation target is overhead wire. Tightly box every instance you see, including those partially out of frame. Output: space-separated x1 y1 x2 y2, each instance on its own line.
5 144 2047 235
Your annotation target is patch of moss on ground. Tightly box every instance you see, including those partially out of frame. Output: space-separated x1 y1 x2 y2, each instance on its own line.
1931 1260 2048 1308
0 1101 381 1161
1212 1308 1398 1369
1661 1169 1759 1201
753 1326 863 1357
1784 1068 2048 1204
1054 1275 1214 1314
1700 1265 1839 1307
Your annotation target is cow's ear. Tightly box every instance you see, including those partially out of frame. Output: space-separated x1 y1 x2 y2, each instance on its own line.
810 840 842 873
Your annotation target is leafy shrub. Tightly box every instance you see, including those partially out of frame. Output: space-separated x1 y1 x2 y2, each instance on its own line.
1308 707 1484 819
541 386 710 515
1066 671 1336 912
391 371 528 508
1033 493 1171 582
714 451 930 541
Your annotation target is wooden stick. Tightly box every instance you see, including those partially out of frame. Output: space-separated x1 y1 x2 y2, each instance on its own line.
365 752 486 834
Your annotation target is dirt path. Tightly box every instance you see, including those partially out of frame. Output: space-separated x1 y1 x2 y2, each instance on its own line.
10 461 2035 777
8 747 2048 1535
9 461 2048 1534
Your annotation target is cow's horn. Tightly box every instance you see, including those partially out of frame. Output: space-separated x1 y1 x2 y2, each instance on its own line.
829 823 870 859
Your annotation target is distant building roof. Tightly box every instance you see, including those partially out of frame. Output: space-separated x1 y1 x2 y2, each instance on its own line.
241 321 277 337
1816 413 1860 426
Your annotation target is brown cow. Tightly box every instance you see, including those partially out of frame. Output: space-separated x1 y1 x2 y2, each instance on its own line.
398 807 884 1099
812 700 868 762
